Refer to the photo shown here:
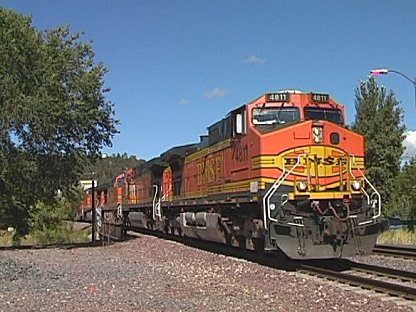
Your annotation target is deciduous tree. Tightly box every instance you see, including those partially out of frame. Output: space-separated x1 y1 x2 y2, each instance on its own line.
0 8 118 238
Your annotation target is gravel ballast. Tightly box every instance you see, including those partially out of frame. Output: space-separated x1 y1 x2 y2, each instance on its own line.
0 233 413 312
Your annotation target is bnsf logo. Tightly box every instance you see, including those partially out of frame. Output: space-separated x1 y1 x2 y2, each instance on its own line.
275 146 352 178
284 156 347 166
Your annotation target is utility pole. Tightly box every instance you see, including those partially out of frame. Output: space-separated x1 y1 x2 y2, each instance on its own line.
91 179 96 242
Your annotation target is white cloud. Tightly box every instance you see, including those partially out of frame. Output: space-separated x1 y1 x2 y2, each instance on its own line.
179 98 190 106
205 88 229 99
244 55 266 64
403 130 416 158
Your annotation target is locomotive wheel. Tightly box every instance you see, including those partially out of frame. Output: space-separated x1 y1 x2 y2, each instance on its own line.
237 235 246 249
225 233 233 245
252 238 265 253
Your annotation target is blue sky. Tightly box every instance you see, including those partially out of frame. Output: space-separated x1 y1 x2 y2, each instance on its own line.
2 0 416 160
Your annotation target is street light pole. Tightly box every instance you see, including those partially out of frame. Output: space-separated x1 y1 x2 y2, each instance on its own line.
370 68 416 111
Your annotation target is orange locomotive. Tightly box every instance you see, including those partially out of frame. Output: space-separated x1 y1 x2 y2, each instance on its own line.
102 90 381 259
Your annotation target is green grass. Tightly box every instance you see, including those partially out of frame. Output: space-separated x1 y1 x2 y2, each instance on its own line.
0 222 91 247
377 229 416 245
0 231 36 246
0 231 11 246
69 226 91 243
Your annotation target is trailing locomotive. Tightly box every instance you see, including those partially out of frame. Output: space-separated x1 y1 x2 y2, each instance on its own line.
82 90 381 259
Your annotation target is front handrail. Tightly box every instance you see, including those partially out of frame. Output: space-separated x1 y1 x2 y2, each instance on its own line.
263 153 306 230
263 153 381 230
349 155 381 222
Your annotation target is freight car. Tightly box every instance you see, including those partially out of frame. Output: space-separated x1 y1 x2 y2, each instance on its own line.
84 90 381 259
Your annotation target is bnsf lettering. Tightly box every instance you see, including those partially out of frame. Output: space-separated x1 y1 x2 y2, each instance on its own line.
197 163 204 185
197 155 223 185
208 158 216 182
284 158 298 166
284 157 346 166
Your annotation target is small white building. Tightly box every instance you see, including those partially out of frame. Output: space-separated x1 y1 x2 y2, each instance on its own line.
79 180 98 190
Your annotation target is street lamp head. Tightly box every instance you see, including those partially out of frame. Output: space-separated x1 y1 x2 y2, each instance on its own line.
370 67 416 113
370 68 389 76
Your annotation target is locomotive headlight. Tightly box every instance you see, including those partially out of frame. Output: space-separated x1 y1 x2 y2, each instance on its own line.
351 180 362 191
312 126 323 143
297 181 308 192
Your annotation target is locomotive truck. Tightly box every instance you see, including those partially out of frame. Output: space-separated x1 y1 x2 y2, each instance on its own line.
80 90 381 259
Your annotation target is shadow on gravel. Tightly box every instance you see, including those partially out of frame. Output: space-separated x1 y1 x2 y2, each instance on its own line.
298 258 356 271
137 230 366 273
135 228 302 272
0 234 140 252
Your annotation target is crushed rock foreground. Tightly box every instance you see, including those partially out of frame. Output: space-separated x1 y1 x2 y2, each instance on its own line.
0 233 412 312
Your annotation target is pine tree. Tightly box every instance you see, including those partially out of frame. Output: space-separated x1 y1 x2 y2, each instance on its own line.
389 157 416 226
352 77 406 213
83 154 144 186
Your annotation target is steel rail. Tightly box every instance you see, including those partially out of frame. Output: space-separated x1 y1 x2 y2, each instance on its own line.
298 264 416 301
373 244 416 260
349 261 416 283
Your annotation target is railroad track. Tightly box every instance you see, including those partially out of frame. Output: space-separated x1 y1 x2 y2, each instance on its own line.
373 244 416 260
299 260 416 302
350 261 416 283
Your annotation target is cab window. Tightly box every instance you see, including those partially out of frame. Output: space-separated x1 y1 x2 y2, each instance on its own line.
304 107 344 125
232 110 246 137
252 107 300 128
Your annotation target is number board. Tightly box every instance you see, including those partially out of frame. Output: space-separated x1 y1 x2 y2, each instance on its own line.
266 93 290 102
311 93 329 103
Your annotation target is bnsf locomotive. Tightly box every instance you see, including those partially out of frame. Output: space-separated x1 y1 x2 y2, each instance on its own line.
80 90 381 259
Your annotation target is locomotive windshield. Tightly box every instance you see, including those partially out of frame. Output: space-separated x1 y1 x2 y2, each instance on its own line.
252 107 300 126
304 107 344 125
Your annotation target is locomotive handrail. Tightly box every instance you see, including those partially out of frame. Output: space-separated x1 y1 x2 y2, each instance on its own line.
263 153 306 231
152 185 162 221
349 155 381 223
346 157 371 201
152 185 158 221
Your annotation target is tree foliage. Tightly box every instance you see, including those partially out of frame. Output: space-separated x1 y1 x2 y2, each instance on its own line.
83 153 144 186
28 197 76 244
0 8 118 236
351 77 405 214
389 157 416 223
